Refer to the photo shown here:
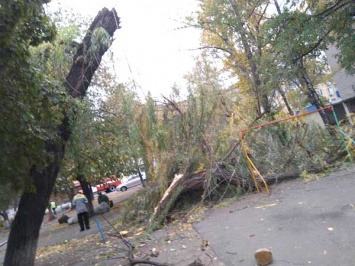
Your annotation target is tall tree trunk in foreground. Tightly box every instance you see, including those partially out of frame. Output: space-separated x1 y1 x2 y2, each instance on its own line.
4 8 120 266
77 174 95 216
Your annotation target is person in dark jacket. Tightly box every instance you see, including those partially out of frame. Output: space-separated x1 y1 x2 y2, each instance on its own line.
72 191 90 232
97 192 110 205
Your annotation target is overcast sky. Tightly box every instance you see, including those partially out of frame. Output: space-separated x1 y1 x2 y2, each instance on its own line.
48 0 201 99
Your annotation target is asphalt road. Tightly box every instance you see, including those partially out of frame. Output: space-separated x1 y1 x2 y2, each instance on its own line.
194 167 355 265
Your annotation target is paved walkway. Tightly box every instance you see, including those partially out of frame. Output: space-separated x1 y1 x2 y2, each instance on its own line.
194 167 355 265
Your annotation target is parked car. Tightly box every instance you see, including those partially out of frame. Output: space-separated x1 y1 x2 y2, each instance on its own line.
79 186 98 194
94 178 122 193
116 173 146 192
78 179 121 194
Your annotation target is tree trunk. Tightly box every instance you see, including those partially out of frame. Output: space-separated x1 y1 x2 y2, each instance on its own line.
77 175 94 216
4 152 63 265
150 174 185 224
138 169 146 188
228 0 270 116
296 58 330 125
4 8 120 266
277 85 294 115
150 170 249 223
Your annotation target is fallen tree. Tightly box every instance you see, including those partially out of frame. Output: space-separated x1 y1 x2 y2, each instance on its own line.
150 167 253 224
149 157 343 225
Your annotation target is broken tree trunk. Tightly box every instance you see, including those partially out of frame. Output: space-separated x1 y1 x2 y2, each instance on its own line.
150 174 185 224
150 169 250 223
4 8 120 266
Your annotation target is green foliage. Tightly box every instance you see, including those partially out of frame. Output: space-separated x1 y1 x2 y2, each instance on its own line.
86 27 112 58
244 119 335 174
264 10 327 59
40 12 115 188
264 0 355 73
2 0 349 232
333 14 355 74
61 95 128 183
30 23 82 81
0 2 100 199
0 0 56 62
194 0 274 117
117 186 162 228
0 0 60 194
0 184 17 212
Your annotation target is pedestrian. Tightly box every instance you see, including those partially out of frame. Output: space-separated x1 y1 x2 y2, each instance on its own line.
50 201 57 215
97 192 110 206
72 191 90 232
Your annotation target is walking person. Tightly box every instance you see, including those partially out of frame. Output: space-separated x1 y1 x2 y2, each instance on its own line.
72 191 90 232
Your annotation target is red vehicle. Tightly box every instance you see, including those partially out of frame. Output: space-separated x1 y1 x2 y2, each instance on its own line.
95 178 122 193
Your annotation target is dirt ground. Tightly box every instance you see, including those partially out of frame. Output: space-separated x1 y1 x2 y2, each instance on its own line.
33 203 224 266
0 186 222 266
32 208 223 266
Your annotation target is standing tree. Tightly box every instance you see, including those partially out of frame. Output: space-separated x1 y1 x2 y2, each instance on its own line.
191 0 274 120
0 0 57 209
2 2 120 265
99 84 158 180
263 0 355 124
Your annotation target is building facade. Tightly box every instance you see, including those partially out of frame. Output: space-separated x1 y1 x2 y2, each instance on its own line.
325 44 355 124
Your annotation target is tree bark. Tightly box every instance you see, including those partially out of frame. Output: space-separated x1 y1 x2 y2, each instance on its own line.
138 169 146 188
77 174 94 216
150 170 249 223
150 174 185 224
228 0 271 116
4 8 120 266
277 85 294 115
296 58 331 125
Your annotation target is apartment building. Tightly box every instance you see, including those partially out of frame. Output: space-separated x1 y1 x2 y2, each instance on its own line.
325 44 355 124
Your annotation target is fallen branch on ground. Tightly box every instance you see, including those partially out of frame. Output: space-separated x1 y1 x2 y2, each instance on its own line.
101 214 170 266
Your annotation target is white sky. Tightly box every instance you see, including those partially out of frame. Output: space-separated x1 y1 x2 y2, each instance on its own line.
48 0 201 99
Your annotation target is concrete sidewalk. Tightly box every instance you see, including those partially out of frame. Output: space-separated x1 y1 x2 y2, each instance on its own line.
194 167 355 265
